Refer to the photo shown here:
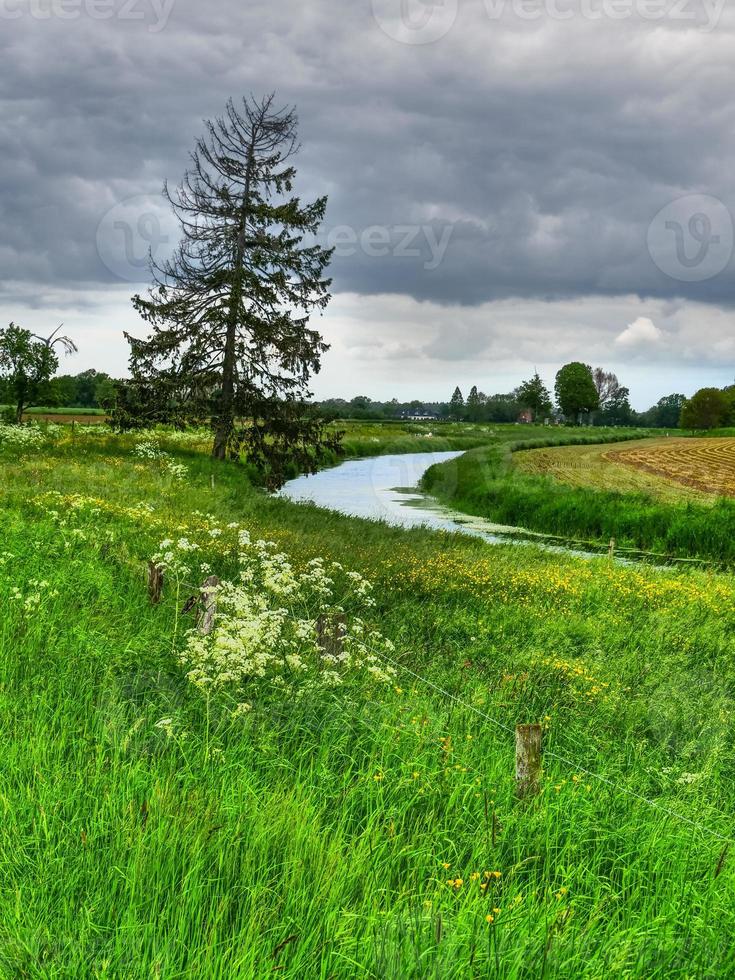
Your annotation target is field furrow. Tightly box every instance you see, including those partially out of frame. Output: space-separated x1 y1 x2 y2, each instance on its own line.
607 437 735 497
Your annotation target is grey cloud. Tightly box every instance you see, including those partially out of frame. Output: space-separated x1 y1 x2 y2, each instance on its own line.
2 0 735 326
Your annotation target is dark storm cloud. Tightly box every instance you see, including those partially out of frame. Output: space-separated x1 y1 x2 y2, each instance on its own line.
2 0 735 307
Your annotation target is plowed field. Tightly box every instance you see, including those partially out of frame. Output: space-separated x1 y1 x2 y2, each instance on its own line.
607 437 735 497
515 437 735 501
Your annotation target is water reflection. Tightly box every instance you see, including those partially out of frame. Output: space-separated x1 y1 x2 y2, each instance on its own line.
279 451 694 569
278 451 466 528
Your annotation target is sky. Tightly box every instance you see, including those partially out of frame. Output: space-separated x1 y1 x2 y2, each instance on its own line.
2 0 735 409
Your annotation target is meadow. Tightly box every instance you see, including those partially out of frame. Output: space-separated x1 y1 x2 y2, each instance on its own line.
2 421 735 977
1 407 109 422
329 419 512 462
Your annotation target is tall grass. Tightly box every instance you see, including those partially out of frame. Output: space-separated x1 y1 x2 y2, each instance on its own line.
1 427 734 975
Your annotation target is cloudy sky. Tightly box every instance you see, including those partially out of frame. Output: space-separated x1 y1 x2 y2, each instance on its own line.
2 0 735 408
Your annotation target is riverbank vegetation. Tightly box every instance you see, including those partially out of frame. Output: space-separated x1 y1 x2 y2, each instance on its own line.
337 420 646 466
422 433 735 564
2 423 735 975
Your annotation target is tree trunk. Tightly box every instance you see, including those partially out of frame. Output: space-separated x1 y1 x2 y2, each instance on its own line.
212 143 256 461
15 400 23 425
212 282 241 459
212 347 234 460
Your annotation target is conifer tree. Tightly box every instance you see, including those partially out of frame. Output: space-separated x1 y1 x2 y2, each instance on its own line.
466 384 485 422
118 94 339 485
449 386 465 420
516 371 552 421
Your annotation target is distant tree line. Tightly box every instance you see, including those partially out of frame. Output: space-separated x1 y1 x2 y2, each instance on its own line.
313 365 688 429
678 385 735 430
0 366 118 413
0 326 708 434
47 370 117 409
314 391 531 423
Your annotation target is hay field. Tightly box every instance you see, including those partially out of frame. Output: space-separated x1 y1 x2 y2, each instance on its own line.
515 437 729 501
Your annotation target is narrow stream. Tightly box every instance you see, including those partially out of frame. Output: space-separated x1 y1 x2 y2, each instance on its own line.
278 450 632 563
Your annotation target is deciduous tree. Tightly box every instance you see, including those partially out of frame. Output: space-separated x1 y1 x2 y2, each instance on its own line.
0 323 76 422
654 393 686 428
591 367 621 407
680 388 729 430
554 362 599 423
597 385 632 426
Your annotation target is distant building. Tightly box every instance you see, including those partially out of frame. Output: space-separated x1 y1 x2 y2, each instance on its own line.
400 409 440 421
517 409 534 423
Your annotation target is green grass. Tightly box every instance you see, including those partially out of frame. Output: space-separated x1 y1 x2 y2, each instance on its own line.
337 418 505 457
0 405 108 416
336 421 653 470
2 425 735 976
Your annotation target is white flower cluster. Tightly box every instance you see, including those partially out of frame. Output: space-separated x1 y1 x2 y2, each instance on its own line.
73 423 112 436
0 423 46 449
153 530 397 704
153 537 201 578
159 428 210 446
132 440 188 481
131 439 161 459
9 577 60 612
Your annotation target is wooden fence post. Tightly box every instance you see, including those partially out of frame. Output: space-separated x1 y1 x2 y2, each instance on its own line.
199 575 220 635
317 613 347 658
147 561 163 604
608 537 616 559
515 723 542 799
